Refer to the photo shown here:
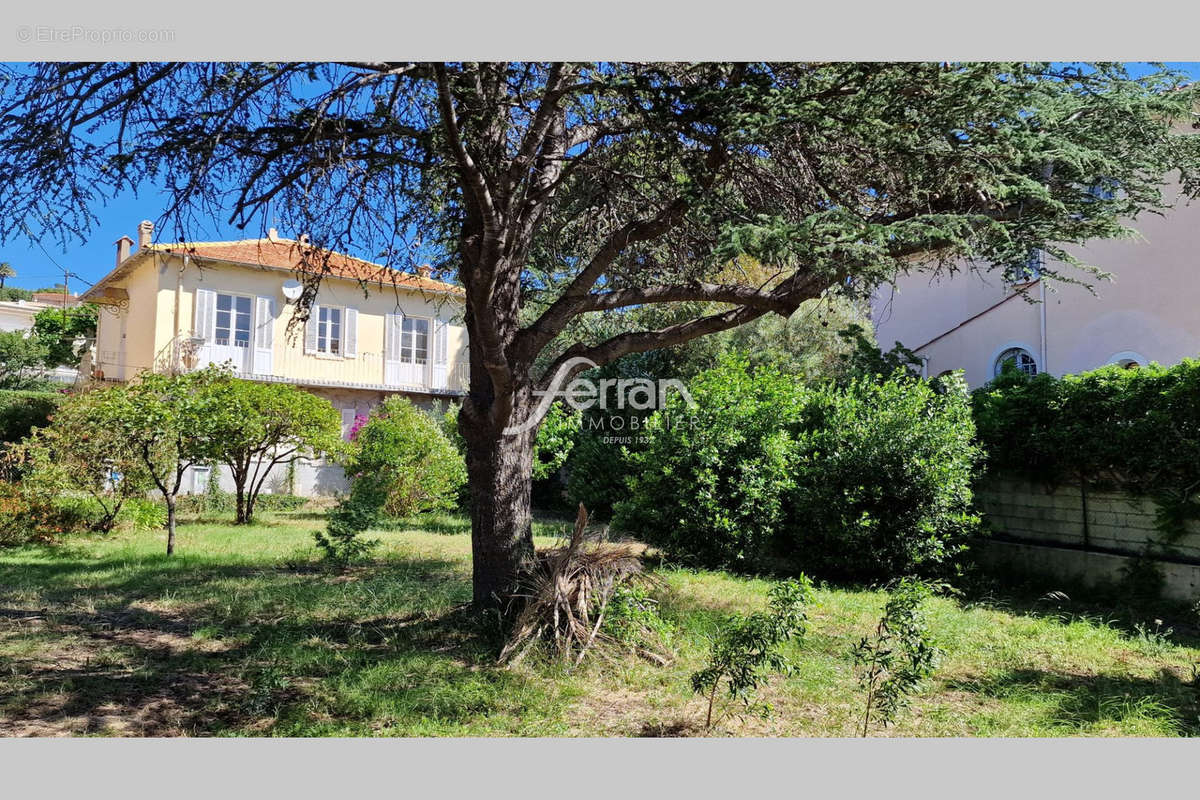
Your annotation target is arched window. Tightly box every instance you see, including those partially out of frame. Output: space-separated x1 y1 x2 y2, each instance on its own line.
994 347 1038 378
1106 351 1148 371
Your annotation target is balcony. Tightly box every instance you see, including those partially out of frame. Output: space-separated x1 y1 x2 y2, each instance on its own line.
100 337 473 396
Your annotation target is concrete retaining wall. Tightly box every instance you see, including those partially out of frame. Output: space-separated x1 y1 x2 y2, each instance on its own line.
975 476 1200 602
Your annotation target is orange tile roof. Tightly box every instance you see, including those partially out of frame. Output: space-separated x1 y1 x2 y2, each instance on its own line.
146 237 464 296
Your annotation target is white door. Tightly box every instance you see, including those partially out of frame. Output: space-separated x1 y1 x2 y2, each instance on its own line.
209 293 253 373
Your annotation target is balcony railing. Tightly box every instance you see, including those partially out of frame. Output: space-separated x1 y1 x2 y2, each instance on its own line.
189 342 469 395
96 337 470 396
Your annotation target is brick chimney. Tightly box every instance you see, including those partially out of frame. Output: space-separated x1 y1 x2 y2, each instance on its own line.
115 235 134 266
416 265 433 279
137 220 154 249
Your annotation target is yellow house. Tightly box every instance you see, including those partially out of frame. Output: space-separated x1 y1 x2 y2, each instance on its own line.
82 221 469 442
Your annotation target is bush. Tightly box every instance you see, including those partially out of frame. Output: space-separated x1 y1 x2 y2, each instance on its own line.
973 359 1200 544
616 360 806 569
784 373 981 581
0 389 62 444
0 482 89 545
564 429 634 519
118 497 168 530
344 396 466 516
615 357 981 582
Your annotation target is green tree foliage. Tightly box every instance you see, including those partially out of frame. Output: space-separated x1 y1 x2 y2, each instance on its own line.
0 331 51 389
203 379 342 524
0 287 34 302
343 396 466 517
558 300 878 519
852 578 943 736
615 357 981 581
90 367 226 554
317 398 466 563
0 262 14 289
14 387 152 533
31 304 97 368
691 576 815 730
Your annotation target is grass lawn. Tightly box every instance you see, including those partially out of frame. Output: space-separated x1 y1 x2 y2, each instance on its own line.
1 511 1199 737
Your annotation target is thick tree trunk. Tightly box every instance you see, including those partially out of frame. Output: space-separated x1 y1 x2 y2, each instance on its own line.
465 426 537 607
165 495 177 555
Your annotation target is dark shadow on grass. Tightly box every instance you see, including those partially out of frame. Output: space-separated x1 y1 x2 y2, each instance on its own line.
0 550 535 736
945 667 1200 735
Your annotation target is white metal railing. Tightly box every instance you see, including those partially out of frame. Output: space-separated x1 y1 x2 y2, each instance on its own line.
187 343 469 395
93 336 470 396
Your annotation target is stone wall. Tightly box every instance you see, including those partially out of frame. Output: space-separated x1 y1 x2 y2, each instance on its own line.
974 476 1200 601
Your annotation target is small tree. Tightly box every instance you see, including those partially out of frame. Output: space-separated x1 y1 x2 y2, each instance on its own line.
851 578 943 736
31 304 97 369
18 387 151 532
96 367 225 554
691 576 814 731
0 262 14 289
204 378 341 524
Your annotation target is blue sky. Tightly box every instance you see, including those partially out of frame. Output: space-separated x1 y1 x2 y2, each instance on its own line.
1 61 1198 293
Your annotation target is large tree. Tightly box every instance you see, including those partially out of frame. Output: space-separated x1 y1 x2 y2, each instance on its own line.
1 62 1197 605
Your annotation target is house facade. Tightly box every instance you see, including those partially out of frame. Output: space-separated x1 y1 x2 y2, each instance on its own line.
81 221 470 494
871 183 1200 389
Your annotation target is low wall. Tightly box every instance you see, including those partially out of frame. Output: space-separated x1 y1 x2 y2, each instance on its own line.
181 460 348 498
974 476 1200 602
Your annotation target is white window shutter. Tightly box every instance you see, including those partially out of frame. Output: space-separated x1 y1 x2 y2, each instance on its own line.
344 307 358 358
254 296 274 374
434 319 448 365
384 312 400 386
305 305 319 354
195 288 215 340
432 318 449 389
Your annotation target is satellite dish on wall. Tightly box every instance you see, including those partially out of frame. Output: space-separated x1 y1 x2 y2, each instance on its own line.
281 280 303 302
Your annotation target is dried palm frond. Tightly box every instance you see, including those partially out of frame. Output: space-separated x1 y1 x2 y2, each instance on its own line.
499 504 671 668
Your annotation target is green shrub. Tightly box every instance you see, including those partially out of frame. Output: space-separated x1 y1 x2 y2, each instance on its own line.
0 389 62 444
315 489 383 565
973 359 1200 544
616 359 805 569
784 373 981 581
177 485 307 516
615 357 981 581
564 429 634 519
118 497 168 530
345 397 466 516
